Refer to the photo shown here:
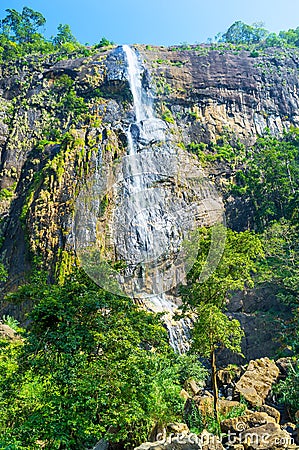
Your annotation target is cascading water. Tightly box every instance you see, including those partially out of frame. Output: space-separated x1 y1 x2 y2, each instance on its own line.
122 45 192 353
74 45 225 354
123 45 153 123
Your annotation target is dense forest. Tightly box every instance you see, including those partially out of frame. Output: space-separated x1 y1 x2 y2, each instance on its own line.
0 7 298 450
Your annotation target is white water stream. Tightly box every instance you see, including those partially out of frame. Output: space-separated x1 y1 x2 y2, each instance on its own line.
123 45 191 353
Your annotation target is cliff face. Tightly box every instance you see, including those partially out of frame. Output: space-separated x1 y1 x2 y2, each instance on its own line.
141 46 299 143
0 45 298 357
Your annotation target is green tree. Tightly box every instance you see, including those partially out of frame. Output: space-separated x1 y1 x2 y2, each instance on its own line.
232 129 299 230
279 27 299 47
53 24 78 46
0 270 206 448
223 21 269 45
191 304 244 425
274 362 299 417
95 37 114 48
1 7 46 44
181 226 263 424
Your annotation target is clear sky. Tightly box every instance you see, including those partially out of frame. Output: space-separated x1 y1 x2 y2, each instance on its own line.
0 0 299 46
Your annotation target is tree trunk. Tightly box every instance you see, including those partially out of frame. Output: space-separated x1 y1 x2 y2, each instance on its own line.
211 349 220 426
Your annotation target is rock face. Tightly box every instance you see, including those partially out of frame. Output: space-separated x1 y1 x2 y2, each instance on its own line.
0 45 299 356
74 46 224 305
141 46 299 144
235 358 280 406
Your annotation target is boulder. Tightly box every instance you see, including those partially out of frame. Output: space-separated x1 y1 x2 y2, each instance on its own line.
235 358 279 406
281 423 298 445
180 389 190 401
199 429 224 450
185 379 202 396
194 396 244 418
226 445 244 450
0 323 19 340
221 412 276 434
134 431 225 450
259 405 280 423
239 422 296 449
92 439 109 450
167 423 189 436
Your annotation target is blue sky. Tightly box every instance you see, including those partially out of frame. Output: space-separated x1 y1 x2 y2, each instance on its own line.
0 0 299 46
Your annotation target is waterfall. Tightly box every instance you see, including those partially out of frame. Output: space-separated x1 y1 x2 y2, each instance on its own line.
123 45 191 353
123 45 153 123
74 45 225 355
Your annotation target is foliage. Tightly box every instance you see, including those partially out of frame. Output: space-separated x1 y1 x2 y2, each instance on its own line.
260 220 299 303
1 314 20 332
274 361 299 417
180 226 261 424
185 399 246 435
1 7 46 44
0 7 98 62
0 262 8 282
0 270 206 448
221 20 299 50
53 24 78 46
229 129 299 230
223 21 269 45
191 303 244 357
95 37 114 48
181 226 263 309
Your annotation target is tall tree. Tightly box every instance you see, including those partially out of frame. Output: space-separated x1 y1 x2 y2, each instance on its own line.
53 24 78 46
181 226 263 424
1 7 46 43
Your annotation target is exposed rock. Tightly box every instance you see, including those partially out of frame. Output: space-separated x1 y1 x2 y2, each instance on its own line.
134 430 224 450
167 423 189 436
149 423 166 442
259 405 280 423
141 46 299 144
199 429 224 450
0 323 19 340
193 396 243 418
180 389 190 401
0 45 298 361
185 379 202 396
217 365 242 386
281 423 298 445
92 439 109 450
235 358 279 406
226 445 244 450
239 422 296 449
221 412 276 434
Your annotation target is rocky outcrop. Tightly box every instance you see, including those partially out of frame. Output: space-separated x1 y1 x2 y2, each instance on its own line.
194 397 244 418
140 46 299 144
0 323 19 340
221 412 276 434
235 358 279 406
